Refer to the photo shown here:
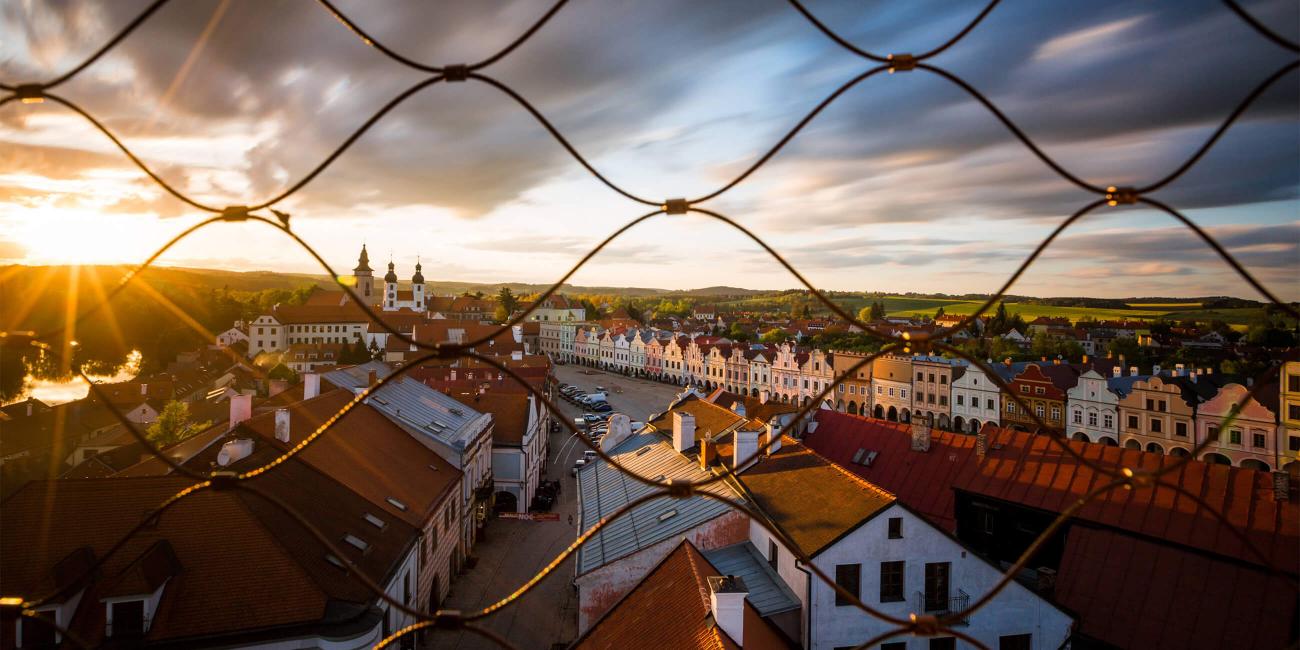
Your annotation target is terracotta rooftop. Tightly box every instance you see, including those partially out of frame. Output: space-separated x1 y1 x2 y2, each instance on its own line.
645 394 747 445
214 389 462 528
805 411 1300 650
0 472 409 646
737 438 895 556
463 392 532 446
805 411 1298 571
573 539 792 650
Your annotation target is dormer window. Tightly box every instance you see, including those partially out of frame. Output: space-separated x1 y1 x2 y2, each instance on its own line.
18 607 59 646
107 599 146 637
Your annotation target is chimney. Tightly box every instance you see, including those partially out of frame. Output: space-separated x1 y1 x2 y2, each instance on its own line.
672 411 696 453
303 372 320 400
368 369 378 386
1082 354 1088 365
1207 367 1213 375
25 400 32 417
975 430 988 459
1175 363 1185 377
734 428 760 469
1040 356 1048 362
708 576 748 646
1273 471 1292 502
730 401 747 418
699 438 715 470
274 408 291 443
229 393 253 430
140 383 148 396
217 438 254 466
910 422 931 452
511 350 523 361
1153 364 1162 376
1106 349 1113 359
766 422 783 454
1036 567 1057 597
1129 366 1138 377
1112 366 1121 378
1053 357 1061 365
268 379 288 397
1196 367 1204 376
760 390 770 404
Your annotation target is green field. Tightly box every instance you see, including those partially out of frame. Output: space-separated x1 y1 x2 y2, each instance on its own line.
887 301 1266 326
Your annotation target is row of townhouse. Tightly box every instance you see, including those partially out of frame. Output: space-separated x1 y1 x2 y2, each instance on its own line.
551 322 1300 474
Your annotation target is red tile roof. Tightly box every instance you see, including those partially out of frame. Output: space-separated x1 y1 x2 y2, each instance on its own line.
806 411 1298 572
805 411 1300 650
224 389 461 528
573 540 792 650
1056 526 1297 650
0 476 396 646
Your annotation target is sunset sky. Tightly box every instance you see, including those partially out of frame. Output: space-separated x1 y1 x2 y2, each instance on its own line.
1 0 1296 298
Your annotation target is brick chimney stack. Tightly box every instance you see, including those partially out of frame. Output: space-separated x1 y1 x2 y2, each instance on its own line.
975 430 988 459
1274 471 1291 502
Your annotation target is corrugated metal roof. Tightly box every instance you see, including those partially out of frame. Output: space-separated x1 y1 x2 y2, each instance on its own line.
323 362 486 450
701 542 801 616
577 432 743 575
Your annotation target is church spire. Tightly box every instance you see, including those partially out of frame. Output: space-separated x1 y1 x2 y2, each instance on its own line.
384 259 398 283
354 244 373 273
412 255 425 284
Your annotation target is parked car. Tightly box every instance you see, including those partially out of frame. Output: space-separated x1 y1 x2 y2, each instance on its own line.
590 402 613 413
582 413 603 424
571 458 587 476
583 450 598 461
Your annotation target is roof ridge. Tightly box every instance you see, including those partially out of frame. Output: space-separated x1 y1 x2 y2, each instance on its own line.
785 437 898 503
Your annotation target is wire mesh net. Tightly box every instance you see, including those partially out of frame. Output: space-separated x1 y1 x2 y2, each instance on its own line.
1 1 1297 648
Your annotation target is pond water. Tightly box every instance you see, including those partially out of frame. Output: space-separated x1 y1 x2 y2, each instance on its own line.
6 350 142 406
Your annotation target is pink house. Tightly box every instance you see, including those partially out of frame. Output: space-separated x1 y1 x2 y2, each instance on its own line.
1196 382 1280 471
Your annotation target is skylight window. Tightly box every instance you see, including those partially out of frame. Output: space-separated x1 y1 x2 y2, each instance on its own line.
635 447 651 457
364 513 386 529
344 534 369 551
386 497 408 511
658 509 678 522
325 554 348 570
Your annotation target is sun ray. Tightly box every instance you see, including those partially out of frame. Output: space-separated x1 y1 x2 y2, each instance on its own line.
2 266 58 332
80 265 128 359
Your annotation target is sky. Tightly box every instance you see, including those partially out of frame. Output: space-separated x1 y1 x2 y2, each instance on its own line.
0 0 1297 299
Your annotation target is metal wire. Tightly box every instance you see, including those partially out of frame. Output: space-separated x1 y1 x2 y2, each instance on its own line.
1 1 1297 648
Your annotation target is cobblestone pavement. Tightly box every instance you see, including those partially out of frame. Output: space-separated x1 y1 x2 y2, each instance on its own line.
434 367 682 648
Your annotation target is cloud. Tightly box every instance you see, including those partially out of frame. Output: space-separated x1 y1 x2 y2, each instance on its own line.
0 238 27 260
0 0 1296 298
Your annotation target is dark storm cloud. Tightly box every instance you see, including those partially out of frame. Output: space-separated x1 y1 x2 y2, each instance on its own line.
1 0 1296 226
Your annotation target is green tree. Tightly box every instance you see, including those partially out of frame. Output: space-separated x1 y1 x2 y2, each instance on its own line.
268 363 297 382
934 306 946 320
146 401 211 448
497 287 520 315
871 301 886 321
760 328 790 344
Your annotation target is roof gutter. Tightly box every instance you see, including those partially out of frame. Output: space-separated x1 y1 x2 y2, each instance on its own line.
795 557 812 650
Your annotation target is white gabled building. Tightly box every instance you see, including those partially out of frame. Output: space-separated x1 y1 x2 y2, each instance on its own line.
1066 368 1120 444
951 363 1001 434
737 435 1073 650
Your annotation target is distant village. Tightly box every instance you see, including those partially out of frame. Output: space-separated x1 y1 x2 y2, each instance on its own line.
2 245 1295 649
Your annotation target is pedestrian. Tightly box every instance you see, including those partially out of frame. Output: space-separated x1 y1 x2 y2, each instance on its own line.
568 514 574 526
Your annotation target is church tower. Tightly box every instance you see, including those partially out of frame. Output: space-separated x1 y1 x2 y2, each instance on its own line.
411 258 426 311
383 260 399 310
353 244 374 302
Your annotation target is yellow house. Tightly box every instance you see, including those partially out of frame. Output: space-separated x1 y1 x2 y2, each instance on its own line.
1282 361 1300 476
